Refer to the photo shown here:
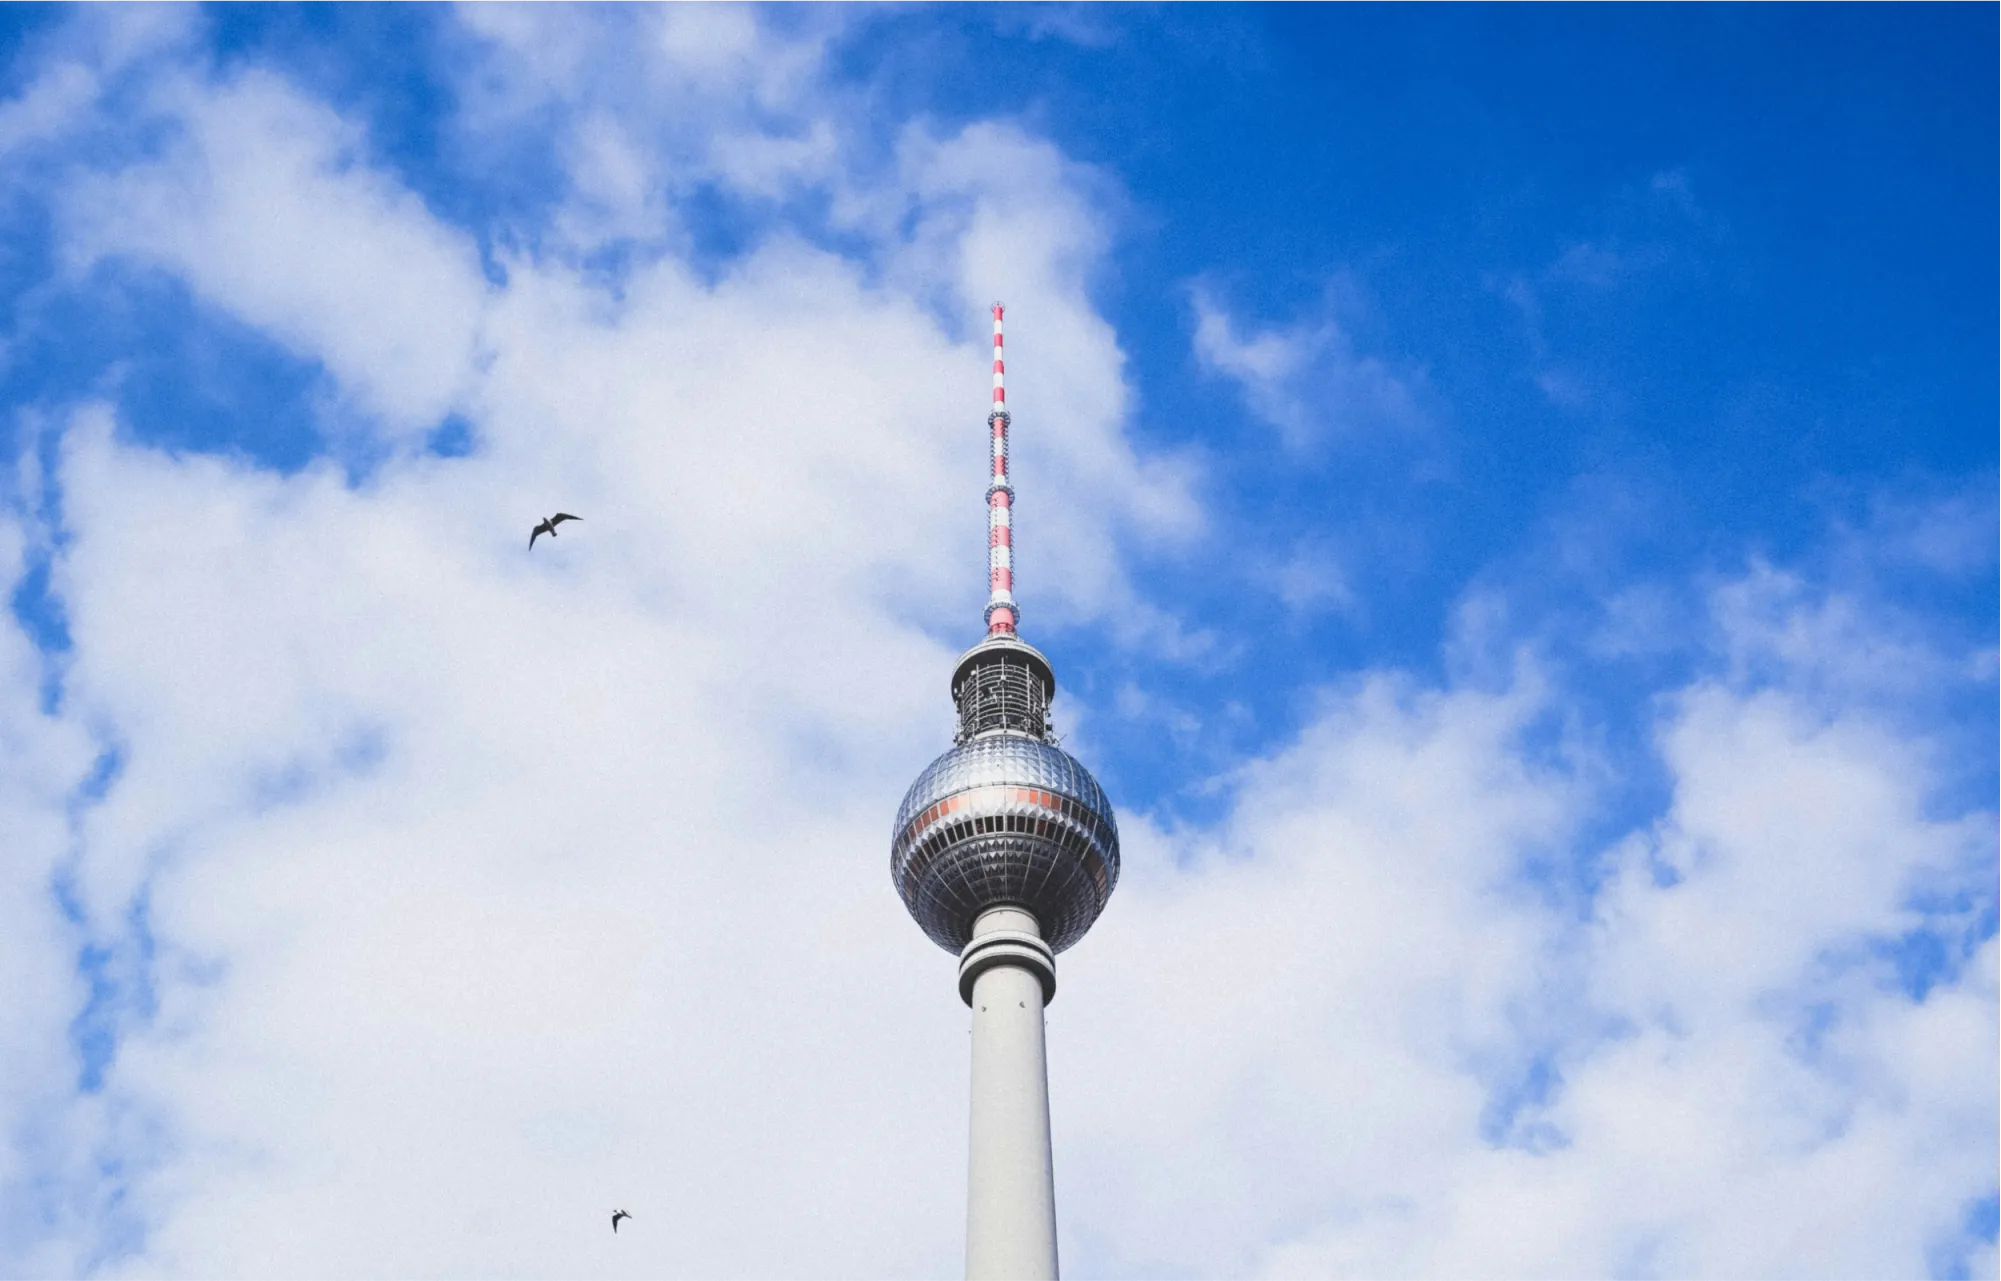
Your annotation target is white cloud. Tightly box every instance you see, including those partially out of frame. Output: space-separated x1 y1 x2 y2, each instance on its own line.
0 60 100 155
1189 282 1428 451
447 4 848 257
58 69 490 440
1853 480 1999 579
1054 585 1993 1279
16 338 1996 1279
0 11 1989 1281
0 517 103 1280
652 4 767 90
1710 557 1991 721
1286 547 1358 615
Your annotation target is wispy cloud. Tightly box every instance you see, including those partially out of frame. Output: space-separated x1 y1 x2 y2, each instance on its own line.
1188 281 1429 451
60 70 491 438
1494 168 1717 414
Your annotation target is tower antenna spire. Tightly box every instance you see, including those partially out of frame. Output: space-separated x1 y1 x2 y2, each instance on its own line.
984 302 1017 636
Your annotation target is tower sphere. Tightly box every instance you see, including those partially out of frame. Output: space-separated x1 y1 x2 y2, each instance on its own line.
891 634 1121 954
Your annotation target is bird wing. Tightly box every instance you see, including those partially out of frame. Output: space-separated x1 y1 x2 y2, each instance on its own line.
551 513 581 526
529 524 545 548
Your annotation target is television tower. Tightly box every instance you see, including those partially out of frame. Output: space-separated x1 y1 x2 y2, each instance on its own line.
891 303 1121 1280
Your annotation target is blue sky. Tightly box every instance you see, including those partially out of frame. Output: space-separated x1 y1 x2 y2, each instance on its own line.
0 6 1993 1278
11 3 1990 814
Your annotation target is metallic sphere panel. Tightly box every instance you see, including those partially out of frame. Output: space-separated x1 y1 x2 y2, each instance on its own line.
892 734 1121 954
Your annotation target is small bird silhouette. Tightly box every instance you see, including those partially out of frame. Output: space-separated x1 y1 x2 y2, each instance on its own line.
529 513 581 548
611 1209 631 1233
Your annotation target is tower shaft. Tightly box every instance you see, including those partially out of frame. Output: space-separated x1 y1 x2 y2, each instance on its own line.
962 907 1059 1280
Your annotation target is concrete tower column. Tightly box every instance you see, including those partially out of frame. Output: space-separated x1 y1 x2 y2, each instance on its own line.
958 905 1059 1280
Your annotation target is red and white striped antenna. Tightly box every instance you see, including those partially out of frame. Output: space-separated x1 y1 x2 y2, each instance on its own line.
984 302 1017 636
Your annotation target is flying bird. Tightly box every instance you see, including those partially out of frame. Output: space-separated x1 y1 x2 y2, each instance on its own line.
611 1210 631 1233
529 513 581 548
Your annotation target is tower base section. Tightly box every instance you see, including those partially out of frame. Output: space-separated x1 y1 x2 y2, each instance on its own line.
962 907 1059 1281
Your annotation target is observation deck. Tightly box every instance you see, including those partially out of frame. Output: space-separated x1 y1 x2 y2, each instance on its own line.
891 635 1121 955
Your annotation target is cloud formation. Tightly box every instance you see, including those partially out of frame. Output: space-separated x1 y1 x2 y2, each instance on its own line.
1188 282 1428 451
0 9 1990 1280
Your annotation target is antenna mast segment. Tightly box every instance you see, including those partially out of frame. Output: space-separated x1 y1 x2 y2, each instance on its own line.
985 303 1017 636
